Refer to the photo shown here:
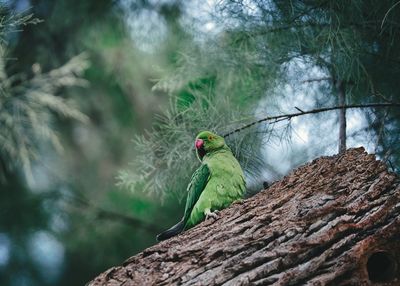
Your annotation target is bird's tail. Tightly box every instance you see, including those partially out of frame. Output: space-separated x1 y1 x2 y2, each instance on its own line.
156 220 185 241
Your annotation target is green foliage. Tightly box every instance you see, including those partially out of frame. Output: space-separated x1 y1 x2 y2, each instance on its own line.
119 0 400 200
0 6 42 39
118 15 284 197
117 92 263 199
2 1 400 285
214 0 400 168
0 5 90 183
0 52 89 182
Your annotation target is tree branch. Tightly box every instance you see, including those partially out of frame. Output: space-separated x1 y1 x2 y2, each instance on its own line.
300 77 332 83
87 148 400 286
65 193 161 233
337 81 347 154
223 102 400 137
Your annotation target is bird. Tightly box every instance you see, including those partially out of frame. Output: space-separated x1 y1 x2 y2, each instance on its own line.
156 130 246 241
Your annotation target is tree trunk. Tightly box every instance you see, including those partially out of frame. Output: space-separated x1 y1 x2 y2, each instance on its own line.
87 148 400 286
337 80 347 154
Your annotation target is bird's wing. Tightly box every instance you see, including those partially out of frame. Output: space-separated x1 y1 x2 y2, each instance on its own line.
156 163 210 241
182 163 210 224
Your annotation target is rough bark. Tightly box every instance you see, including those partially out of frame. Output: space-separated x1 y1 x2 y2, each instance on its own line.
88 148 400 286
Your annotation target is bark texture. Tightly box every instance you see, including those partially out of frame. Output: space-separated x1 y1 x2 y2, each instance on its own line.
88 148 400 286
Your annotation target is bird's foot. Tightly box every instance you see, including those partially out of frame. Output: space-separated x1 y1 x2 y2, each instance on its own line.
205 209 219 220
232 199 244 205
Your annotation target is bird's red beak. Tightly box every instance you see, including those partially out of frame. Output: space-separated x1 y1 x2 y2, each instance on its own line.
195 139 204 149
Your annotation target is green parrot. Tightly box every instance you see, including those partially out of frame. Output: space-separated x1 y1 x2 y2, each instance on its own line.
156 130 246 241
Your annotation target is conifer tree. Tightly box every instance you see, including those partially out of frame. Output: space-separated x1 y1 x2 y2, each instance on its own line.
0 6 89 182
214 0 400 159
120 0 400 199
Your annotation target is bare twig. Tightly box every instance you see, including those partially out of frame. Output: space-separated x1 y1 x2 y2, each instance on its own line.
381 1 400 28
223 103 400 137
300 77 332 84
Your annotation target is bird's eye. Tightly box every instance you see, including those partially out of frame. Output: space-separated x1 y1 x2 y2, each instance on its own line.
208 135 213 141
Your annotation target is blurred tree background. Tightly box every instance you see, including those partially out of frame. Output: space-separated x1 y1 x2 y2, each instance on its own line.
0 0 399 285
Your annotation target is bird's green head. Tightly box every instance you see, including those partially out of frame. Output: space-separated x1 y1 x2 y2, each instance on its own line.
195 131 225 161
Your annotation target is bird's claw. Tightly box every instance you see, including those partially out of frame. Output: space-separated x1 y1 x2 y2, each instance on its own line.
232 199 244 205
205 210 219 220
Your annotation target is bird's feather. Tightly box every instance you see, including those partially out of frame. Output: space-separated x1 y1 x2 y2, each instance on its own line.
156 164 210 241
156 131 245 241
